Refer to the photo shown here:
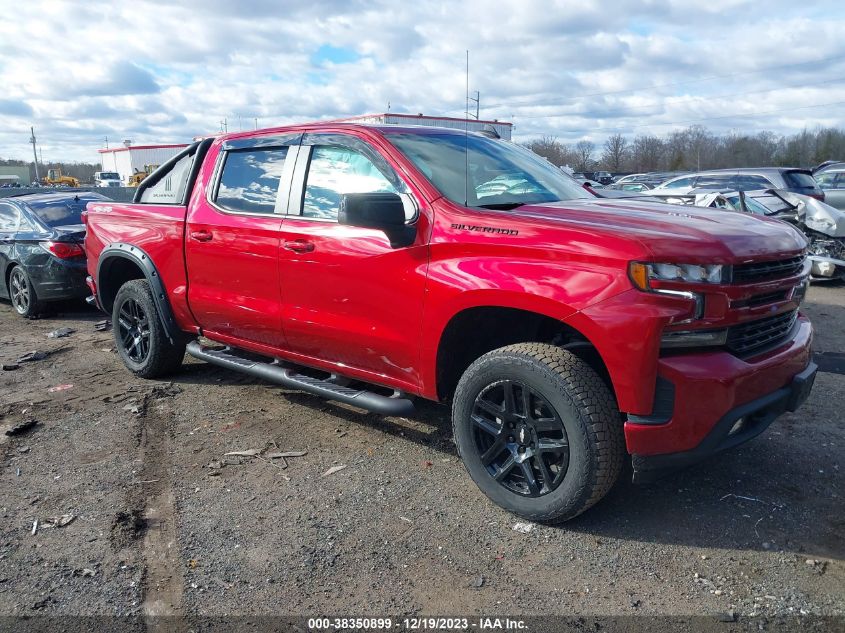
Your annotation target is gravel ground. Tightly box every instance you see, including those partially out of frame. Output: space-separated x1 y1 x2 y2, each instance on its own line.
0 286 843 627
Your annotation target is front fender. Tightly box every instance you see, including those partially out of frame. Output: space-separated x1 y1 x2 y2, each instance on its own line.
417 252 634 399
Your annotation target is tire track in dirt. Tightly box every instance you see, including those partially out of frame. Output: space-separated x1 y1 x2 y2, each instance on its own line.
115 393 185 631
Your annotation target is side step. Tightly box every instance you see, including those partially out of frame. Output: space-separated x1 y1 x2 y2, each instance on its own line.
185 341 415 416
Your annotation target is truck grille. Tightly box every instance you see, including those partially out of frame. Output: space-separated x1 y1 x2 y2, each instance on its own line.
732 255 805 284
726 310 798 357
732 289 790 309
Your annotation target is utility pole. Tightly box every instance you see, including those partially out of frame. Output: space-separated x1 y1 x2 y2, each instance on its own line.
469 91 480 120
30 127 40 182
254 117 258 130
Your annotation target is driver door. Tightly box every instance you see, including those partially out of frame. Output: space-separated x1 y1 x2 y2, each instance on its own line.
276 132 430 391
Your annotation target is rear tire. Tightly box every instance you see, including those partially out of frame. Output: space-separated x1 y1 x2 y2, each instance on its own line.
452 343 624 523
112 279 185 378
9 266 42 319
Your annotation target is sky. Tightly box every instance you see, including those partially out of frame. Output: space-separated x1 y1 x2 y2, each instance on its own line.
1 0 844 163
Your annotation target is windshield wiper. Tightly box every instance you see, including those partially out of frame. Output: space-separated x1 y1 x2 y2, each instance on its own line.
476 202 527 210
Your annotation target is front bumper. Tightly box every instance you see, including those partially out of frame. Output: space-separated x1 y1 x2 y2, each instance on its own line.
632 361 817 483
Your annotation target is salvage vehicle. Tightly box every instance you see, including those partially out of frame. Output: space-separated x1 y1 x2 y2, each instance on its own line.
1 192 108 317
83 124 816 522
651 168 825 201
646 188 845 282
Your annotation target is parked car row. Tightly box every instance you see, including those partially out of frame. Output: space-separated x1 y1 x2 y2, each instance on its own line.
569 164 845 212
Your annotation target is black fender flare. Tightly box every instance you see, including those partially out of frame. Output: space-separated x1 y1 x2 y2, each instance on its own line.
97 243 181 344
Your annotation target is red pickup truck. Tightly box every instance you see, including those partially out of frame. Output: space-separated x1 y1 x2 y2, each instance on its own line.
84 123 816 522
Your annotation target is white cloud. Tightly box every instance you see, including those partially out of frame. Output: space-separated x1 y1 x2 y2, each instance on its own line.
0 0 843 162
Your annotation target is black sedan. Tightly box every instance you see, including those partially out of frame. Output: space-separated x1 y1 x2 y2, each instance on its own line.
0 191 109 318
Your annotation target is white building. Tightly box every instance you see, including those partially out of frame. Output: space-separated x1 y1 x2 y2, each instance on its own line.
334 113 513 140
98 143 189 185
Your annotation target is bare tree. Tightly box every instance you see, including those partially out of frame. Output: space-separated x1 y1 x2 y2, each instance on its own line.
601 133 627 172
630 135 664 172
524 135 572 167
573 140 595 172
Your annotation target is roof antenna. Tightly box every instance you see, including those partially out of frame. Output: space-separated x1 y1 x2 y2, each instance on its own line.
464 49 469 206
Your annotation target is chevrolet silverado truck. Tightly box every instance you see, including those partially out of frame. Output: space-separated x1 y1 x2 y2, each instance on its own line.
83 123 816 522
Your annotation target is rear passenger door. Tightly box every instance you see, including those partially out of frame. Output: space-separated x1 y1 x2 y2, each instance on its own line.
185 134 300 348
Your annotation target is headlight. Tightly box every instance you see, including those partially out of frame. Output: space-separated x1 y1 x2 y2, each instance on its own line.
629 262 727 290
660 328 727 348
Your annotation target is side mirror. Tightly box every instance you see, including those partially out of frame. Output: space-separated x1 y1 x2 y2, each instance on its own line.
339 193 416 248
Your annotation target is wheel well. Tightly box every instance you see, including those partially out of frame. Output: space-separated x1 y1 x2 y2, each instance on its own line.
99 256 146 312
436 306 613 402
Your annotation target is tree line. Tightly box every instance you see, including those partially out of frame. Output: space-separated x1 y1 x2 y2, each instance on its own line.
525 125 845 174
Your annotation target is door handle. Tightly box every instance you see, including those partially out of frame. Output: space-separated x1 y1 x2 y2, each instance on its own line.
283 239 315 253
190 230 213 242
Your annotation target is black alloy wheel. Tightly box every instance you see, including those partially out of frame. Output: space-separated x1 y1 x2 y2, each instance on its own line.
117 297 151 363
452 343 624 522
471 379 569 497
111 279 186 378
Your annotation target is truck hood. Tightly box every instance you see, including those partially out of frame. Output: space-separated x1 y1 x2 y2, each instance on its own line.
516 197 807 262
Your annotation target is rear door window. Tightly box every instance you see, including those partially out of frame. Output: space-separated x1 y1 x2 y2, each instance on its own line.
214 148 289 215
695 174 732 189
661 176 696 189
733 175 773 190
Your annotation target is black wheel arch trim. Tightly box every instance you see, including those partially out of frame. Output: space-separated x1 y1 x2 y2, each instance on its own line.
96 243 181 344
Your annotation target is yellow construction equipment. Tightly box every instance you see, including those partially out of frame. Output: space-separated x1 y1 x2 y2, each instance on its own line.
42 168 80 188
127 164 159 187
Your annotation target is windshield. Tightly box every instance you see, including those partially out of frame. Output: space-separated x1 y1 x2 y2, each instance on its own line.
27 195 103 227
99 172 120 180
386 132 592 209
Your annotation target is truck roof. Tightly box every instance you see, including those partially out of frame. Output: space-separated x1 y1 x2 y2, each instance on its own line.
214 121 481 144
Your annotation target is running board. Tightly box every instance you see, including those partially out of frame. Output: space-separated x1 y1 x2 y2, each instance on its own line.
185 341 415 416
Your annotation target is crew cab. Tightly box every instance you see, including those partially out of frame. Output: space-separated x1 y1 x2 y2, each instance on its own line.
83 123 816 522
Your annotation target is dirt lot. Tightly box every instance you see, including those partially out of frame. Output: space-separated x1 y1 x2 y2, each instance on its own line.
0 285 843 626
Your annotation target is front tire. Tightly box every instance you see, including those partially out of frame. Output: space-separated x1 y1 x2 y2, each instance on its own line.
112 279 185 378
452 343 624 523
9 266 42 318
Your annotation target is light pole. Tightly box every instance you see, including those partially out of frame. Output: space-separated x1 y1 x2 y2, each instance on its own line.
30 126 40 183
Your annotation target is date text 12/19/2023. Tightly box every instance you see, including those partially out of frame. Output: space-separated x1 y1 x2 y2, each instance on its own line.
307 617 528 630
